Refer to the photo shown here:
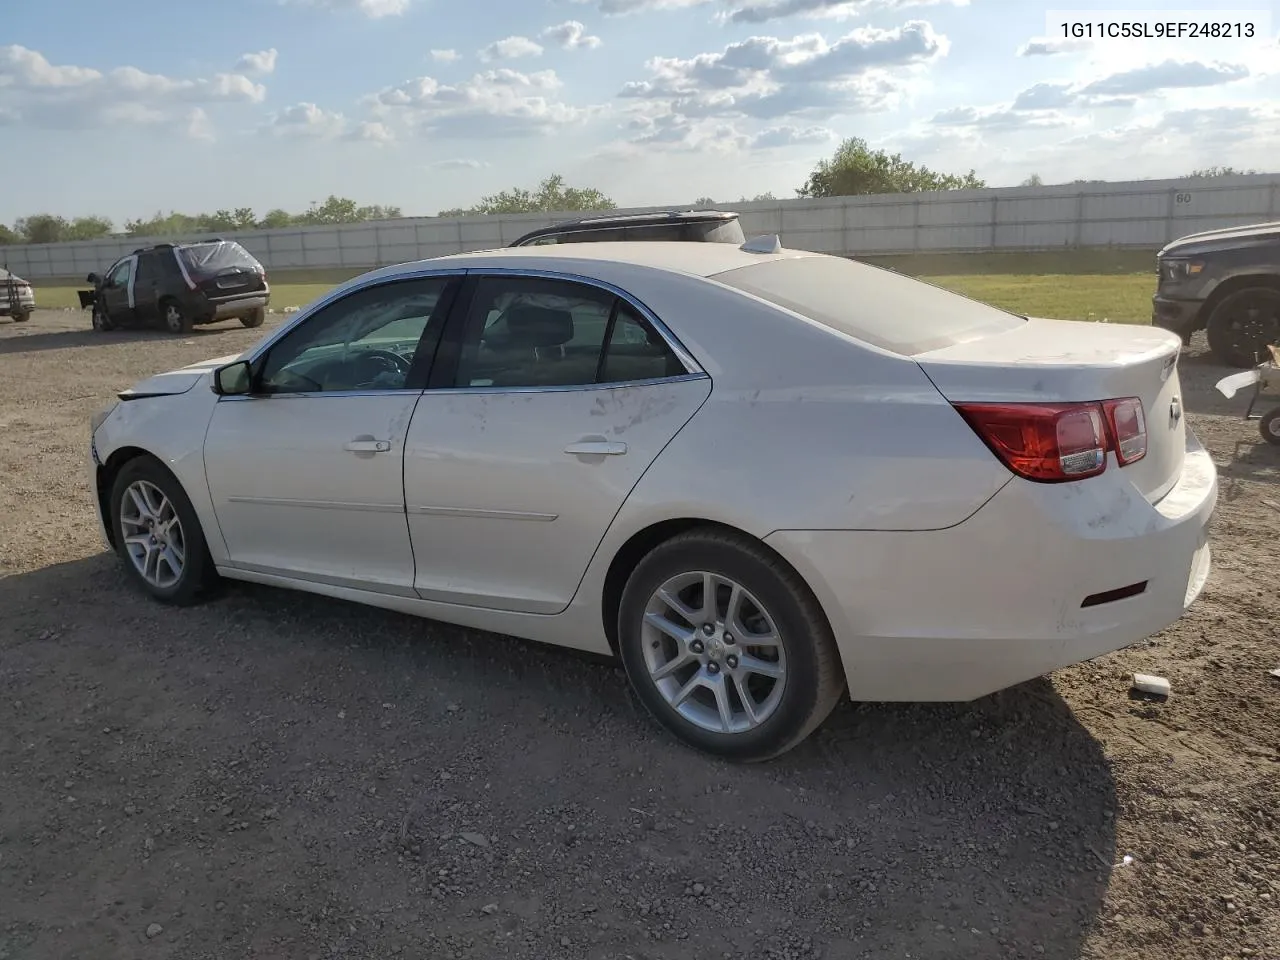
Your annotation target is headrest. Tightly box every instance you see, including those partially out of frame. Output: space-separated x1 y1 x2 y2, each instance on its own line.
502 305 574 348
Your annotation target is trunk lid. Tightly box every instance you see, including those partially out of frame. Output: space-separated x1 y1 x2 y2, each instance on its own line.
915 317 1186 503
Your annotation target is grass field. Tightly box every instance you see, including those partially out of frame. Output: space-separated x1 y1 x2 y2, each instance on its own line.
29 250 1158 323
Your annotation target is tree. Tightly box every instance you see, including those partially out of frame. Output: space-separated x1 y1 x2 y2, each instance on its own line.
796 137 985 198
1184 166 1258 178
692 196 717 207
258 208 296 229
0 223 19 245
439 174 615 217
741 191 776 202
15 214 71 244
1020 173 1044 187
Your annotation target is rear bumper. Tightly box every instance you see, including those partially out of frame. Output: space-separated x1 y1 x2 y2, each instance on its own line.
1152 295 1203 340
765 433 1218 702
208 294 268 319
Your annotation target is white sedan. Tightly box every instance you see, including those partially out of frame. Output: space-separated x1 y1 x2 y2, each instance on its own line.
88 240 1217 761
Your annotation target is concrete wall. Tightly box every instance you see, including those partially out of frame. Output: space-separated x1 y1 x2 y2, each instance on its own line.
5 174 1278 281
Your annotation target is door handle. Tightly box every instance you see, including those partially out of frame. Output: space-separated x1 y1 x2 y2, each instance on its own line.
344 438 392 453
564 439 628 456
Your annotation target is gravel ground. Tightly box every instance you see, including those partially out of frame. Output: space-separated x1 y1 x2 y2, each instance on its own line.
1 308 1278 960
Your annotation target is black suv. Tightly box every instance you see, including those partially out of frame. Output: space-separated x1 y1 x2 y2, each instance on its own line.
79 239 270 335
1152 220 1280 367
509 209 744 247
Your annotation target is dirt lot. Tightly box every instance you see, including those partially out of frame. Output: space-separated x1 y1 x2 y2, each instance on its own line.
1 308 1278 960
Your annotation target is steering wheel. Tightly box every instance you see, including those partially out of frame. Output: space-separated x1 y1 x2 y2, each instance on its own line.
352 349 411 377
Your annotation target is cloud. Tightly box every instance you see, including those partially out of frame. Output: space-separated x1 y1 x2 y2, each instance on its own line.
1079 59 1249 96
540 21 603 49
430 49 461 62
571 0 712 13
723 0 968 26
280 0 411 16
618 20 945 127
369 68 595 138
478 36 545 61
235 48 278 76
186 107 215 141
0 44 266 133
749 123 836 146
929 104 1076 130
428 158 490 169
345 120 395 143
268 102 348 138
1017 36 1090 56
1009 59 1249 114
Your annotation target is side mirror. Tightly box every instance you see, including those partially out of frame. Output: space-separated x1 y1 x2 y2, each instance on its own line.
211 360 253 396
86 272 100 284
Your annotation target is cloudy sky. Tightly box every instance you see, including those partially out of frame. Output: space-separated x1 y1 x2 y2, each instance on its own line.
2 0 1277 224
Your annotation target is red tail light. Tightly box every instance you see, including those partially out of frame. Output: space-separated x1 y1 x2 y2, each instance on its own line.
955 397 1146 483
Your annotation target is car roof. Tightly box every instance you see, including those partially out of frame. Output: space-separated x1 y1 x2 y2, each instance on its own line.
405 240 820 279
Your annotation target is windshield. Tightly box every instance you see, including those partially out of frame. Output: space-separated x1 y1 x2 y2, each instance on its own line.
711 255 1025 356
178 241 262 277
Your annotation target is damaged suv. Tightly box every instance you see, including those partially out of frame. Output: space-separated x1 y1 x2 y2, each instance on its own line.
79 239 270 335
1152 220 1280 367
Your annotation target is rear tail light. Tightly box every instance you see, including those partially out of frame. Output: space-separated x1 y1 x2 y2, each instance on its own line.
1102 397 1147 465
955 397 1146 483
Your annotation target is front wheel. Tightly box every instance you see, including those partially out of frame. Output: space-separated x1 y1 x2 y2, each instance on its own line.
617 528 845 762
240 306 266 328
91 303 114 332
109 457 217 605
13 310 30 323
1206 287 1280 368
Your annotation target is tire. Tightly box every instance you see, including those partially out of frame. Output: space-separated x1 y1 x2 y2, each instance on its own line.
109 456 217 605
91 302 115 332
160 298 193 334
617 527 845 762
1206 287 1280 368
13 310 30 323
240 306 266 328
1260 407 1280 446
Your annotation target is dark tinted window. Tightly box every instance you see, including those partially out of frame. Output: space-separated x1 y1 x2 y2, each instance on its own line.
134 253 159 285
453 276 683 389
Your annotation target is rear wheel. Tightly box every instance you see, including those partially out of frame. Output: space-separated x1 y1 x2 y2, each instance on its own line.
109 457 217 605
240 306 266 328
617 527 845 762
161 298 193 334
13 309 30 323
1206 287 1280 368
1260 407 1280 446
91 302 114 332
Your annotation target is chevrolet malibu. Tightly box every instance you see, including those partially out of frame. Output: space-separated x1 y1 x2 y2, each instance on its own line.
88 240 1217 761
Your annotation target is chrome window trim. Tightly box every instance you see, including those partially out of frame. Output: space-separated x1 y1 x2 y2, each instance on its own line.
423 372 709 397
240 264 706 380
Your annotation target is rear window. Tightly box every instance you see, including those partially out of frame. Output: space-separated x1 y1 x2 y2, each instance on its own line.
525 219 745 246
178 241 262 276
711 255 1025 356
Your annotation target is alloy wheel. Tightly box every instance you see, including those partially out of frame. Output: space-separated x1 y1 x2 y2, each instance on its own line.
640 571 787 734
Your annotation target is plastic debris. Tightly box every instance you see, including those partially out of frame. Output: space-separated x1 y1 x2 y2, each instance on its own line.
1132 673 1171 698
